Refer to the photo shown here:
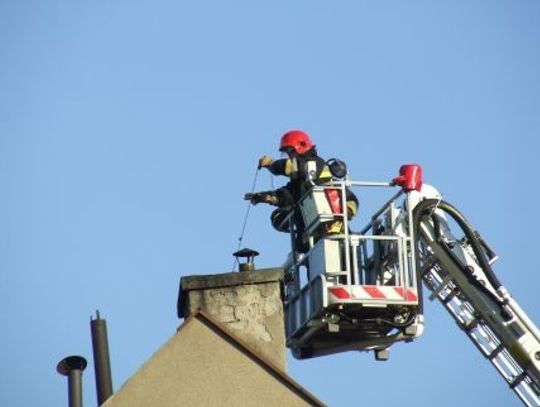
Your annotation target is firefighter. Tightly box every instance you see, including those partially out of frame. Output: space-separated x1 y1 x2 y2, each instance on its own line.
257 129 332 202
245 130 358 251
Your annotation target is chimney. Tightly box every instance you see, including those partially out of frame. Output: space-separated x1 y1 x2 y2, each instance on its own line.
177 253 286 370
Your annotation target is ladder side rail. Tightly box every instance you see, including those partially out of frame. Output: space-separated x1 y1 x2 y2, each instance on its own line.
506 298 540 348
427 229 540 353
418 221 540 405
423 223 540 388
422 262 540 406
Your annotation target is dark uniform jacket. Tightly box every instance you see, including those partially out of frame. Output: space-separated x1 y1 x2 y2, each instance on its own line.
266 148 332 209
264 148 359 252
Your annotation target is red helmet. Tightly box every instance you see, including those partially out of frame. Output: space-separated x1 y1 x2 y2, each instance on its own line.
279 130 314 155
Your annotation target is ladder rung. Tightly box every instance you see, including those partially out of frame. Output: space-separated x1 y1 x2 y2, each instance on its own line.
429 275 454 301
442 286 460 304
462 318 480 333
510 371 528 389
420 258 437 277
488 344 505 360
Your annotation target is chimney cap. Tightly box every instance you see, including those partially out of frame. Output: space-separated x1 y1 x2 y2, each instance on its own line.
233 248 259 258
57 355 87 376
233 248 259 272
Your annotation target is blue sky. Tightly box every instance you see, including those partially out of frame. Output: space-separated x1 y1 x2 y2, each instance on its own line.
1 1 539 406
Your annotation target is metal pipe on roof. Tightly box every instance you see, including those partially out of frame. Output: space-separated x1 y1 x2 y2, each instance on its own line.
57 355 87 407
91 310 114 406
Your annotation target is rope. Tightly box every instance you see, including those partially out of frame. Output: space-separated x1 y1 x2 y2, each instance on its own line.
232 167 260 271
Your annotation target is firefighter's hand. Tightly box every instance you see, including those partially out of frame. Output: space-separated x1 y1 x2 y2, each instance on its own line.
258 155 274 169
244 192 277 205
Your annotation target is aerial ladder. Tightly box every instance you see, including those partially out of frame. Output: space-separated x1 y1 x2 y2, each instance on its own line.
281 164 540 406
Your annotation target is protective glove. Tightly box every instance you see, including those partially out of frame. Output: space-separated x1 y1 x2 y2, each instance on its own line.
244 192 278 205
258 155 274 169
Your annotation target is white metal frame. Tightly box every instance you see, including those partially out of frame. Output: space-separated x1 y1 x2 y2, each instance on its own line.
284 179 422 354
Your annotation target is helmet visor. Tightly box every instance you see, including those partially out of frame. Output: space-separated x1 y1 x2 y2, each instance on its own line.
279 146 296 156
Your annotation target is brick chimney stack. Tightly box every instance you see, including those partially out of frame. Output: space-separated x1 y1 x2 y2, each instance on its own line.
177 268 287 371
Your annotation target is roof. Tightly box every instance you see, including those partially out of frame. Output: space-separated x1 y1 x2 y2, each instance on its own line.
178 311 325 406
102 311 325 407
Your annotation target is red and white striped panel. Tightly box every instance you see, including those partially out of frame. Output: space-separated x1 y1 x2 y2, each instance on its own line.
329 285 418 302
